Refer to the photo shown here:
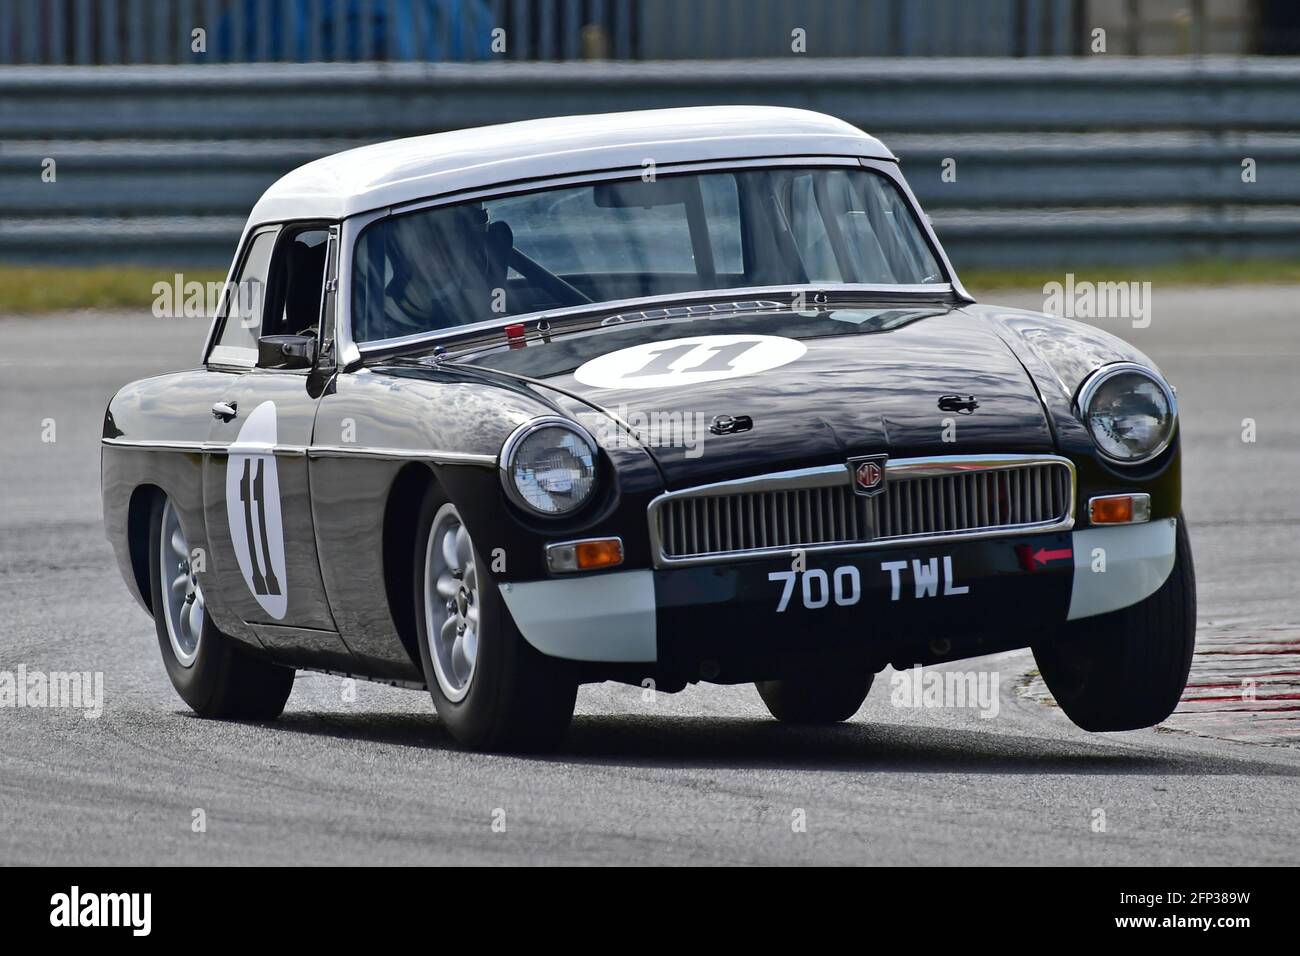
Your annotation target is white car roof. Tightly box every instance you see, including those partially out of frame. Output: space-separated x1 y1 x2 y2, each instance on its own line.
247 106 893 224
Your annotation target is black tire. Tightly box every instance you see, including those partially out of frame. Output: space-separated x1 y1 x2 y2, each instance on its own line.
756 668 873 724
1032 515 1196 732
147 493 295 719
412 488 577 751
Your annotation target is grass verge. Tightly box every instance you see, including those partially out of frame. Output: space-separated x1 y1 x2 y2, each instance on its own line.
962 258 1300 294
0 266 226 314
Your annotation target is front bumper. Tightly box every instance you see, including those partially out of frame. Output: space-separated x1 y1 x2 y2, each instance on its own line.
500 519 1178 672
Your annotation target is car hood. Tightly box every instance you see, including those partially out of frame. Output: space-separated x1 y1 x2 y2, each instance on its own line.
459 305 1056 488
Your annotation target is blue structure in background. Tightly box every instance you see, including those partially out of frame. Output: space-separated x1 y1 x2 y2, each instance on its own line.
0 0 1090 65
213 0 495 63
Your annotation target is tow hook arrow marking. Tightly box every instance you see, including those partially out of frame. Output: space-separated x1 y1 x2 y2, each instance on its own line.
1032 546 1074 567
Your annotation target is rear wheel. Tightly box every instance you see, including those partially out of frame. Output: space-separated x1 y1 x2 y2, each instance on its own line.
148 493 295 719
413 491 577 751
1032 516 1196 732
757 668 873 724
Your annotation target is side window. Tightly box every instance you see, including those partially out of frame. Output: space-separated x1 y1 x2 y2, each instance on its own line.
210 229 276 365
267 228 330 338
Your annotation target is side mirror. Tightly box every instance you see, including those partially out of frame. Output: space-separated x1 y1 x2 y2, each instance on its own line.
257 334 317 370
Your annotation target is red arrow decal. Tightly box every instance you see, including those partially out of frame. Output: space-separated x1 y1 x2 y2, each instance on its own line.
1032 546 1073 567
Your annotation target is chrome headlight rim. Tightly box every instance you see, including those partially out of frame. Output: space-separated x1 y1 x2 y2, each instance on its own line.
1077 362 1178 466
498 415 600 517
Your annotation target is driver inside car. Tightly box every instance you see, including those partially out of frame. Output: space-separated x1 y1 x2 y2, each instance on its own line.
379 203 513 338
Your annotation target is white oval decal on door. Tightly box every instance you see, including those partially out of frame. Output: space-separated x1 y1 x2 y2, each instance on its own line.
225 401 288 620
573 334 807 389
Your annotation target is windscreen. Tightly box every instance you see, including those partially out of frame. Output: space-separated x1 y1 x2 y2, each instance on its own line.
351 166 946 343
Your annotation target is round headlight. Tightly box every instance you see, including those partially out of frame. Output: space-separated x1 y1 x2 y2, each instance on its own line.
501 418 598 516
1079 363 1177 464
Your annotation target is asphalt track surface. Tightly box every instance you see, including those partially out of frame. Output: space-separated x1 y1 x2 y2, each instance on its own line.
1 286 1298 865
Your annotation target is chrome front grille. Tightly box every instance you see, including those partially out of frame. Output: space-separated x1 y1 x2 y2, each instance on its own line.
650 455 1075 565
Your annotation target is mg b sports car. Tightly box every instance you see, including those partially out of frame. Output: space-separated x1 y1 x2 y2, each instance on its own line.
102 107 1194 750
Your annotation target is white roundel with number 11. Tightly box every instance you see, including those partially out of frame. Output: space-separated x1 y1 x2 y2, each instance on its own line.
224 400 288 620
573 334 807 389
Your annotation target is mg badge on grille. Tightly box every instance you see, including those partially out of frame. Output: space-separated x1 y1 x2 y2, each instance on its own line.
848 454 888 497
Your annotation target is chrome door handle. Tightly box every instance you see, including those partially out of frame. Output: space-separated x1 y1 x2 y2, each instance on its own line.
211 401 238 422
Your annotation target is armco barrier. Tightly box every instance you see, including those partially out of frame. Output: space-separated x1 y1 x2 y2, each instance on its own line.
2 59 1298 268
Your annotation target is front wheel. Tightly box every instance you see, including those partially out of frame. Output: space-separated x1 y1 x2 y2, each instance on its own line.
413 492 577 751
148 493 295 719
1032 516 1196 732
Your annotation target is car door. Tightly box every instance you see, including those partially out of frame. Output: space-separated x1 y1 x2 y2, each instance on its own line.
203 225 346 664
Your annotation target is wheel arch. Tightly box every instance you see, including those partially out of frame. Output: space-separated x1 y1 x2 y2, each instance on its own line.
126 483 165 615
381 462 442 666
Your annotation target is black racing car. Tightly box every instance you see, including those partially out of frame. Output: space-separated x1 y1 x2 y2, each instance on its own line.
102 107 1193 750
